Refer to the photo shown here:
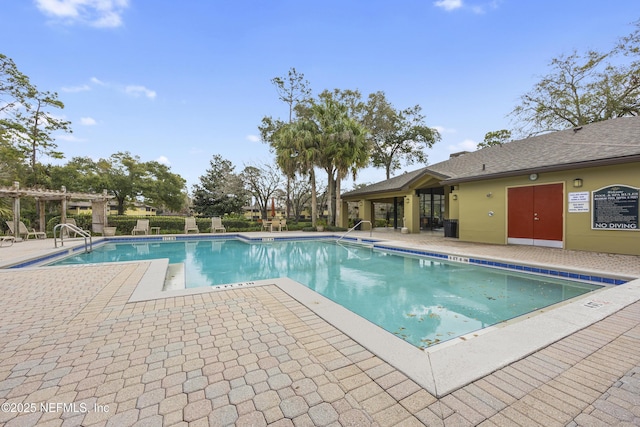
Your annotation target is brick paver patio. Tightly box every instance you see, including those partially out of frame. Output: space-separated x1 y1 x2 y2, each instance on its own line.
0 232 639 426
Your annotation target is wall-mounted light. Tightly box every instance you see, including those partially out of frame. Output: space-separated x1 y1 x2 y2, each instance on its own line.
452 194 458 200
573 178 583 188
486 192 492 198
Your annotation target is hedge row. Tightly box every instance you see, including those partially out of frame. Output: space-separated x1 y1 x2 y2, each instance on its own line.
45 215 320 235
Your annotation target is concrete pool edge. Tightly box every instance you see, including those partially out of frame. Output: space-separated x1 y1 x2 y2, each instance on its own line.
125 256 640 397
6 234 640 397
259 277 640 396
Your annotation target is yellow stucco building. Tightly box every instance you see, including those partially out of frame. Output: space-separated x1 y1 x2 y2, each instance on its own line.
342 117 640 256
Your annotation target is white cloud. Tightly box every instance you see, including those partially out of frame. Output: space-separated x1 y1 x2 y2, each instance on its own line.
434 0 463 11
67 77 156 100
447 138 478 153
61 84 90 93
156 156 170 165
433 125 457 135
246 134 260 143
56 134 85 142
125 85 157 100
80 117 97 126
35 0 129 28
435 0 500 14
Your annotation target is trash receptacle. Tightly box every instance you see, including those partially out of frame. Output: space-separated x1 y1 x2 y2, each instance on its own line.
444 219 458 238
354 219 362 230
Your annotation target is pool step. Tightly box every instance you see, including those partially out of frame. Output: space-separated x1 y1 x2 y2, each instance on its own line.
164 263 186 290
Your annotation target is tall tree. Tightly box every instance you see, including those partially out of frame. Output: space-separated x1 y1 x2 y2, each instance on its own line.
363 91 440 179
263 67 312 218
140 161 187 213
510 22 640 136
477 129 512 149
47 155 186 214
192 155 247 217
47 156 99 192
288 175 311 221
311 95 368 226
271 67 312 123
20 91 70 174
272 119 321 226
95 152 145 215
1 54 72 185
241 162 283 220
0 54 33 116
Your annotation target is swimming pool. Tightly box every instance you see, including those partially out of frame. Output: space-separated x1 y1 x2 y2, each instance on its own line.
50 238 603 349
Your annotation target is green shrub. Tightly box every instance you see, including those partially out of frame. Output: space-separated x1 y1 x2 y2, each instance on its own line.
43 215 325 235
46 214 93 235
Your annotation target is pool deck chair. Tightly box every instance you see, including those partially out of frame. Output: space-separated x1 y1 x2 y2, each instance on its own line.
185 217 199 234
274 219 287 232
132 219 150 235
211 217 226 233
1 235 15 247
62 218 80 238
6 220 46 239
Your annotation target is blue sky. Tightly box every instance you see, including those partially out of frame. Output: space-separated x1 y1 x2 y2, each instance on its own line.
2 1 638 191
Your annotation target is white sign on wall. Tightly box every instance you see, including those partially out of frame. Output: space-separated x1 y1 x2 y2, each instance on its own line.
568 191 590 212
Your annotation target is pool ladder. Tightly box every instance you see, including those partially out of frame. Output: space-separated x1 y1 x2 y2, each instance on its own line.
336 220 372 243
53 223 93 253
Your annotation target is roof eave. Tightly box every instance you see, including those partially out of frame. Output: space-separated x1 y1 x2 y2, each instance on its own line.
440 155 640 185
342 168 450 199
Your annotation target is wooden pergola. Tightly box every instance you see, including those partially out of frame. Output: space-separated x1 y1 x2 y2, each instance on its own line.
1 181 114 238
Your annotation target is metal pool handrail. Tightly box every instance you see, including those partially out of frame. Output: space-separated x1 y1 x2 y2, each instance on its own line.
336 220 372 242
53 223 93 253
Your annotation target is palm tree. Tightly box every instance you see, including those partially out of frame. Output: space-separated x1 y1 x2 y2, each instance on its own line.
273 119 321 227
311 98 369 226
332 120 369 227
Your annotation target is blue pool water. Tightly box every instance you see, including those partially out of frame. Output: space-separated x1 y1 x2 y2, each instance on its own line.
50 239 602 348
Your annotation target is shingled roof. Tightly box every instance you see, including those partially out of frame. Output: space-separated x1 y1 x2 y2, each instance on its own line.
343 116 640 197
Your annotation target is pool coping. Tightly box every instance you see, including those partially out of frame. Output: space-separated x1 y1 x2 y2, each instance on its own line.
126 257 640 397
111 234 640 397
5 233 640 396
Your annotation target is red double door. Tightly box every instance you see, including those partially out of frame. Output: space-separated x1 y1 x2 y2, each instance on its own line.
507 183 564 248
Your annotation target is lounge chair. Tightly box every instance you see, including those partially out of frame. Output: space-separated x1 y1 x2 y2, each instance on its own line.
132 219 150 235
211 217 226 233
6 220 46 239
262 220 272 232
184 217 199 234
62 218 80 238
274 218 288 232
1 235 15 247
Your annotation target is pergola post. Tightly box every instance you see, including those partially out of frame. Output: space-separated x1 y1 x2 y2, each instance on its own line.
60 186 67 224
12 198 20 239
91 198 107 234
37 198 46 233
11 181 20 239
